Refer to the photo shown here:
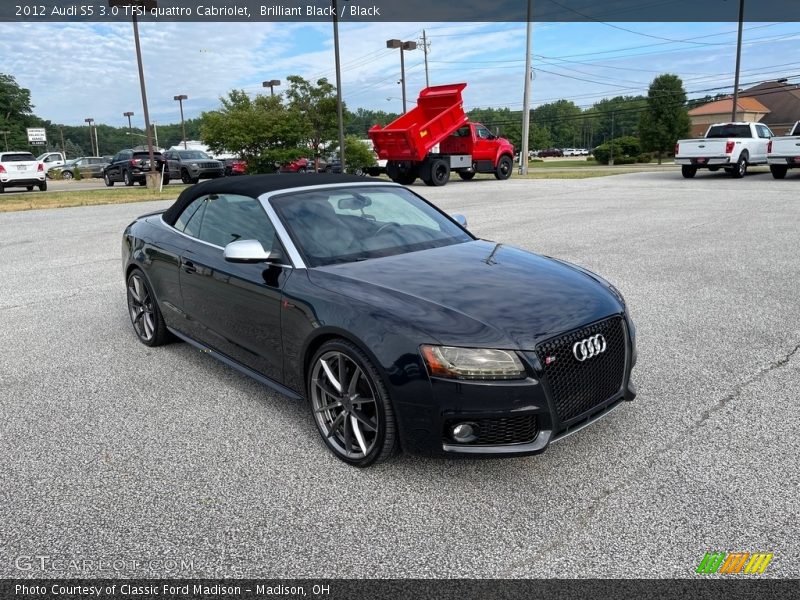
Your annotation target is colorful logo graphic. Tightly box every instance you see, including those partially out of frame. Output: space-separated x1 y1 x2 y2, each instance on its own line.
696 552 773 575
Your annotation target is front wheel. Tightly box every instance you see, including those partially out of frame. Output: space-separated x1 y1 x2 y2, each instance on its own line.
494 155 513 180
62 171 74 180
770 165 788 179
126 270 169 347
681 165 697 178
308 340 398 467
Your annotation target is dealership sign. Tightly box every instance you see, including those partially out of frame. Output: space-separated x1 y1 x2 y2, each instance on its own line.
27 128 47 145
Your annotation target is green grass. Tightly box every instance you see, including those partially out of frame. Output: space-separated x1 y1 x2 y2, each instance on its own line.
0 185 189 213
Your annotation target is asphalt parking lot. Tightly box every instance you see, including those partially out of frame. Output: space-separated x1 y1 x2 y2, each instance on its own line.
0 171 798 578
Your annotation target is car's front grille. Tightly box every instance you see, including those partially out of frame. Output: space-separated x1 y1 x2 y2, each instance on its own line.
536 316 627 424
443 415 539 446
198 162 219 169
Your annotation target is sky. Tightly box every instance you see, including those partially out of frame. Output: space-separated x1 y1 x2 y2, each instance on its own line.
3 19 800 128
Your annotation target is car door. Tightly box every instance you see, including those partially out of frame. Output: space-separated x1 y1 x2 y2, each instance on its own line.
471 124 497 162
176 193 290 382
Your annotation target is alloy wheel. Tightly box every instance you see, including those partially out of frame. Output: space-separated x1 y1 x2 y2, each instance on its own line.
127 273 156 342
310 350 380 460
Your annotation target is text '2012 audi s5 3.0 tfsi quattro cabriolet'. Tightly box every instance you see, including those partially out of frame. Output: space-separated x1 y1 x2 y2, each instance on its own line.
122 174 637 467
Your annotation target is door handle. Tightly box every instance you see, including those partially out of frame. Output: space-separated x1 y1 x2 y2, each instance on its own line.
182 259 197 275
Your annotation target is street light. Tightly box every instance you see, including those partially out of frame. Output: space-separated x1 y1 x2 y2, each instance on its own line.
124 111 134 140
173 94 188 149
0 130 9 152
110 0 158 187
262 80 281 96
386 39 417 113
84 118 97 156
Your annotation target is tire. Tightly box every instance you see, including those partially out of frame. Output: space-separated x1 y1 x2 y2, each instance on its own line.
123 170 134 186
731 153 747 178
458 171 476 181
708 166 720 172
0 183 3 194
38 181 47 192
138 179 147 186
181 169 196 184
26 186 34 191
494 155 513 180
62 171 74 180
770 165 788 179
298 167 307 174
104 172 114 187
126 269 169 347
681 165 697 178
162 175 170 186
429 158 450 186
307 339 398 467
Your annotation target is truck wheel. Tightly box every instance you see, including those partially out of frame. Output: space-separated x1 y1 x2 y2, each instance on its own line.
494 155 513 180
770 165 788 179
458 171 476 181
731 153 747 178
681 166 697 178
429 159 450 186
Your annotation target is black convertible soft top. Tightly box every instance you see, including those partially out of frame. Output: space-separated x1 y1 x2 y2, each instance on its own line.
162 173 380 226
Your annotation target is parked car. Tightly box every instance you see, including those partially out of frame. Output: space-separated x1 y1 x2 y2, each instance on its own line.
122 174 637 467
562 148 578 156
163 149 224 184
766 120 800 179
0 151 47 192
223 158 247 176
53 156 109 179
103 150 169 186
37 151 66 174
675 122 772 178
279 157 312 173
319 157 342 174
538 148 564 158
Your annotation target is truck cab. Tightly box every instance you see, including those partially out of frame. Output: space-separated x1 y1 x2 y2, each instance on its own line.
439 123 515 180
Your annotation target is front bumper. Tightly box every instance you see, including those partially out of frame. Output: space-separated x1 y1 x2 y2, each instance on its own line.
675 157 731 166
190 166 225 178
396 315 637 456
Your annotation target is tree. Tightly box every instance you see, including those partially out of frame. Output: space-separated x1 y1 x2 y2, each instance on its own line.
639 74 691 164
342 135 376 174
346 108 399 137
201 90 306 173
284 75 342 168
530 100 583 148
0 73 36 150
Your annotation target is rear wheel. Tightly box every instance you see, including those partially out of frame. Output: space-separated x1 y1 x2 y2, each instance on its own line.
731 153 748 178
126 270 169 347
62 170 74 180
123 170 133 186
494 155 513 180
458 171 476 180
308 339 398 467
38 181 47 192
429 158 450 186
0 183 4 193
681 165 697 178
770 165 788 179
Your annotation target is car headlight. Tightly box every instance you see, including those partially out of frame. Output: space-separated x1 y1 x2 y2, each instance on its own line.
420 345 526 380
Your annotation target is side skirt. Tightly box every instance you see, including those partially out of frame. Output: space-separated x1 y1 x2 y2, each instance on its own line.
167 327 304 401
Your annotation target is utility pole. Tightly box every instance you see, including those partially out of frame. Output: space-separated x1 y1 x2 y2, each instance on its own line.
731 0 745 121
332 0 346 172
609 111 615 166
519 0 533 175
60 127 66 157
173 94 188 149
421 30 430 88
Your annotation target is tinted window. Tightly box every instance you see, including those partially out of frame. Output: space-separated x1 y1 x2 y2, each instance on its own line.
271 186 473 267
1 153 36 162
178 150 210 160
706 124 752 138
174 197 206 234
197 194 276 250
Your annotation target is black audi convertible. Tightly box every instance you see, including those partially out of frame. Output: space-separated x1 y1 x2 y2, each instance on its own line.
122 174 637 467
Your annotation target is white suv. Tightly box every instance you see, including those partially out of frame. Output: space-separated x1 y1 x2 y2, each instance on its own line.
0 152 47 193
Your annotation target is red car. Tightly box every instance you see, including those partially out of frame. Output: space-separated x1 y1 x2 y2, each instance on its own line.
279 158 312 173
224 159 247 176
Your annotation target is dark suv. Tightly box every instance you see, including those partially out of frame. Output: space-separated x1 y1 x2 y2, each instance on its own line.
104 150 169 186
164 149 224 184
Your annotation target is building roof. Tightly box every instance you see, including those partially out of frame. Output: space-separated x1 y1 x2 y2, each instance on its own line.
162 173 383 226
688 96 770 116
740 81 800 126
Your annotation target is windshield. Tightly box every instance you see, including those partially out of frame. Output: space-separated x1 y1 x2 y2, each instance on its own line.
2 153 36 162
271 186 473 267
706 124 752 138
178 150 211 159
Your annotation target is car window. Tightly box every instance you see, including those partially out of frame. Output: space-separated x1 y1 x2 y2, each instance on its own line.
271 186 473 267
197 194 276 250
476 126 493 139
1 153 36 162
178 150 210 160
706 124 752 138
757 125 772 139
174 197 207 237
449 126 470 138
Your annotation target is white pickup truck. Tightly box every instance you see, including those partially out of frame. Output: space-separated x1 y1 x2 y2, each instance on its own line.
0 151 47 193
674 122 773 179
767 120 800 179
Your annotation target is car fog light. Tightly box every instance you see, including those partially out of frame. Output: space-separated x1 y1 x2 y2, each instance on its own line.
452 423 478 443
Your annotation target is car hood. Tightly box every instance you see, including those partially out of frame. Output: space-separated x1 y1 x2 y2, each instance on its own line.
307 240 623 350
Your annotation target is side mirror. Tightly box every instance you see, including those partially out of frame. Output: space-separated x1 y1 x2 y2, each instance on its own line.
452 214 468 228
224 239 280 263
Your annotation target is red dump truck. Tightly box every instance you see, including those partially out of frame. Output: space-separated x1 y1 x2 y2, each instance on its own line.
368 83 515 186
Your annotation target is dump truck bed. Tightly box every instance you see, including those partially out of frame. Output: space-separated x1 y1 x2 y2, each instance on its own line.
369 83 469 162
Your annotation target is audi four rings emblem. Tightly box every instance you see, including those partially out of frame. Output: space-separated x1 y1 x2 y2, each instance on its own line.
572 334 607 361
